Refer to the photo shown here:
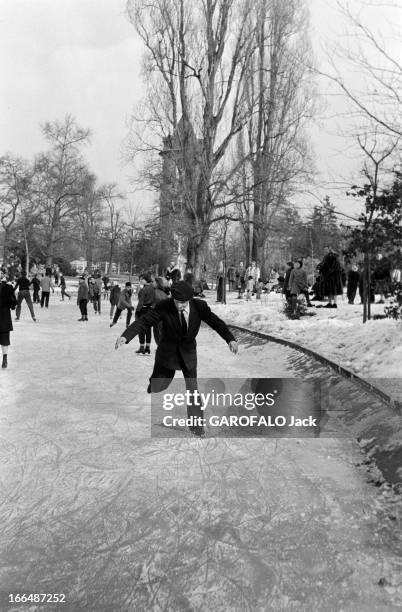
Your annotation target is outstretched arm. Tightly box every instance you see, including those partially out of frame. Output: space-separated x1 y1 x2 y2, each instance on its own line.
115 307 161 349
196 300 238 353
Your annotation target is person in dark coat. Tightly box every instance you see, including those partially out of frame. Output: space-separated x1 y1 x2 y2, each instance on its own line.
320 247 343 308
235 262 246 298
14 270 36 321
166 262 181 283
0 272 17 368
372 253 392 303
311 264 324 301
110 282 133 328
283 261 294 302
88 278 101 314
102 274 110 292
109 282 121 319
31 274 41 303
347 265 360 304
59 273 71 301
77 277 89 321
134 273 156 354
115 281 238 437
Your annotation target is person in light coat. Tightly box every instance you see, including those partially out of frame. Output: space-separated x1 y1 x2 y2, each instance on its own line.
245 261 260 294
40 272 54 308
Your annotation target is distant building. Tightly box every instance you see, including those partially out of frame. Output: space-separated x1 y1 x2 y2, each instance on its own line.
70 258 87 274
159 118 205 274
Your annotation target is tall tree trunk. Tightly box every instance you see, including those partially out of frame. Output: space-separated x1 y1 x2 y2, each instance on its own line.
85 232 93 270
3 230 10 261
108 242 115 275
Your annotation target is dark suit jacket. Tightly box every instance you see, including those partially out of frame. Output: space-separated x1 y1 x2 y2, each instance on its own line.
122 297 236 370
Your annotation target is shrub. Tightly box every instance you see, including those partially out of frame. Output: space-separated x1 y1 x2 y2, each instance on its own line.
283 296 308 320
384 301 402 320
384 281 402 320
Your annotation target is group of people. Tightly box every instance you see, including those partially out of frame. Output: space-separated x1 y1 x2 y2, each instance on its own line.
1 261 239 438
0 264 72 313
109 270 191 355
221 247 398 316
76 272 104 321
311 249 395 307
282 247 397 315
0 266 69 368
217 260 263 302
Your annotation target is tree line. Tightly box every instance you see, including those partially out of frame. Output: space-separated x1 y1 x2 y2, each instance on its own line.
0 115 138 274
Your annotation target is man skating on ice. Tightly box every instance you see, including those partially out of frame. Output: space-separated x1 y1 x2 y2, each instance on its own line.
115 280 238 436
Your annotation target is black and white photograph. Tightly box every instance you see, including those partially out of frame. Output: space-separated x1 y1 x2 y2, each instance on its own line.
1 0 401 610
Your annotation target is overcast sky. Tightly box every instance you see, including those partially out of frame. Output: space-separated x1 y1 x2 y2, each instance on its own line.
0 0 142 201
0 0 400 220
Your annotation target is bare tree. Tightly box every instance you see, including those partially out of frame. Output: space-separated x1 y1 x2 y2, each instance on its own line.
239 0 314 268
126 0 256 275
123 202 142 277
34 115 91 266
346 131 399 322
319 0 402 138
0 155 32 261
100 184 126 274
75 175 105 269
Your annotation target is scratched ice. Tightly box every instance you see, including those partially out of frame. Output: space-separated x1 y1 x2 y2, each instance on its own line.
0 298 401 612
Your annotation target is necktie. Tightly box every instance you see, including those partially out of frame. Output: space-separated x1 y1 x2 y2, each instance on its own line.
180 310 187 334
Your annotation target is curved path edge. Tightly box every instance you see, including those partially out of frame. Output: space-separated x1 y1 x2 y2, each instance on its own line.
228 323 402 414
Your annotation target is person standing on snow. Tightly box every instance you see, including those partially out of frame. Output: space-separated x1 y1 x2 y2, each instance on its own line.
0 272 17 368
320 247 343 308
40 272 55 308
109 282 121 319
59 273 71 301
288 260 313 314
14 270 36 322
31 274 41 304
77 277 89 321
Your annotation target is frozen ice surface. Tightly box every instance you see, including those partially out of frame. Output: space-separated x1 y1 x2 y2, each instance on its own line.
1 298 401 611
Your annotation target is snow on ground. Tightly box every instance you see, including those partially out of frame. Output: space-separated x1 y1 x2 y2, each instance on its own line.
212 290 402 381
